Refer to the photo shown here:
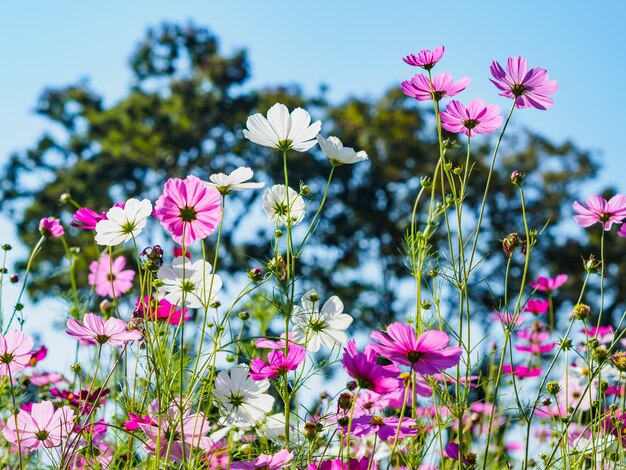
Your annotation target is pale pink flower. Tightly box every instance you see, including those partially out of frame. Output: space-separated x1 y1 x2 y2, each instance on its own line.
2 401 75 449
402 72 470 102
39 217 64 238
490 56 558 110
440 99 503 137
232 449 293 469
66 313 141 347
155 175 222 246
573 194 626 230
402 46 445 69
0 330 34 377
88 253 135 298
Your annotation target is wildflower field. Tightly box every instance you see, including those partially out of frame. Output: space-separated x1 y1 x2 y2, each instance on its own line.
1 41 624 470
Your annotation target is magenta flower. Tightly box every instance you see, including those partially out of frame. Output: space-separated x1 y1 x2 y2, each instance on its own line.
524 299 549 315
502 364 542 378
370 324 462 374
123 413 155 431
0 330 34 377
402 46 445 69
28 345 47 367
351 415 417 441
2 401 75 449
308 458 371 470
249 337 306 380
232 449 293 469
515 342 556 354
88 253 135 298
440 99 503 137
134 296 190 325
573 194 626 230
66 313 141 347
581 325 614 343
341 340 401 394
401 72 470 102
155 175 222 246
71 207 107 230
39 217 64 238
530 274 568 293
489 56 558 110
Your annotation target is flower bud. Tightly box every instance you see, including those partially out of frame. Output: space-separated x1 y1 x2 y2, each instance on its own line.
420 176 433 189
15 303 24 311
593 346 608 364
546 381 561 395
2 244 12 251
300 184 311 197
275 229 284 238
9 274 19 284
100 299 113 315
238 311 250 321
502 233 522 259
308 293 320 303
59 192 72 204
304 422 318 440
510 170 525 185
612 351 626 372
542 398 552 406
248 267 263 282
570 303 591 321
421 300 432 310
71 363 83 374
584 254 602 274
338 392 354 410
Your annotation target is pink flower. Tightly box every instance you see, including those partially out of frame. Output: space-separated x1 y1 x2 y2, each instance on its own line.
155 175 222 246
402 46 445 69
581 325 614 344
440 100 503 137
88 254 135 298
39 217 64 238
573 194 626 230
492 311 524 326
28 345 47 367
401 72 470 102
308 458 371 470
489 56 558 110
0 330 34 377
249 337 306 380
2 401 75 449
341 340 402 394
232 449 293 469
66 313 141 347
351 415 417 441
524 299 549 315
530 274 568 293
71 207 106 230
123 413 155 431
134 296 190 325
30 372 64 387
502 364 542 378
370 324 462 374
515 342 556 354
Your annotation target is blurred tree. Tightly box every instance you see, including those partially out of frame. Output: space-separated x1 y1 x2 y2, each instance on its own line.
1 22 616 331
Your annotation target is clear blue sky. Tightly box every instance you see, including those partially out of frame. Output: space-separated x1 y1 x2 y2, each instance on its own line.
0 1 624 362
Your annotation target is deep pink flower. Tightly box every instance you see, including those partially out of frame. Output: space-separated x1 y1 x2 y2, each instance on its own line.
370 324 462 374
440 99 503 137
155 175 222 246
88 253 135 298
0 330 34 377
581 325 614 343
71 207 107 230
232 449 293 469
489 56 558 110
134 296 190 325
573 194 626 230
249 337 306 380
173 246 191 259
530 274 568 293
502 364 542 378
39 217 64 238
444 442 474 465
66 313 141 347
51 386 109 413
2 401 75 449
308 458 371 470
28 345 47 367
401 73 470 102
402 46 445 69
351 415 417 441
515 342 556 354
123 413 155 431
341 340 402 394
524 299 549 315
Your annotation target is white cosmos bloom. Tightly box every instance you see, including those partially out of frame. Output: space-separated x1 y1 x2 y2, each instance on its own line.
243 103 321 152
262 185 305 227
213 365 275 427
292 289 353 352
316 135 368 166
206 167 265 195
95 198 152 246
157 257 222 309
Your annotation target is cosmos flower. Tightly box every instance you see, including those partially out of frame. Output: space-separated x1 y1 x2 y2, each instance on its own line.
155 176 222 246
71 207 107 230
262 184 306 227
573 194 626 230
530 274 568 293
370 323 463 374
244 103 321 152
316 135 368 166
341 340 401 395
401 72 470 102
502 364 542 378
206 167 265 195
490 56 558 110
0 330 34 377
231 449 293 469
524 299 549 315
134 296 190 325
402 46 445 69
95 198 152 246
440 99 503 137
39 217 64 238
157 257 222 309
2 401 75 449
249 336 306 380
88 253 135 298
350 415 417 441
66 313 141 347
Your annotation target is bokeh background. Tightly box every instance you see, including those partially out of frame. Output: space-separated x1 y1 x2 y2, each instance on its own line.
1 1 625 367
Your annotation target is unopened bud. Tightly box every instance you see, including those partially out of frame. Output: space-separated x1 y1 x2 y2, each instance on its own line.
571 303 591 321
338 392 354 410
238 311 250 321
510 170 525 185
546 381 560 395
584 254 602 274
9 274 19 284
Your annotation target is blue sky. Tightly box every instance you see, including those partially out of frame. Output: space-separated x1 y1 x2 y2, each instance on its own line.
0 2 624 363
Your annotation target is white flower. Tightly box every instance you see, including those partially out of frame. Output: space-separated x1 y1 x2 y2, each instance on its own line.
95 198 152 246
213 365 275 426
243 103 321 152
316 135 368 166
157 257 222 309
262 185 306 227
206 167 265 195
292 289 353 352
